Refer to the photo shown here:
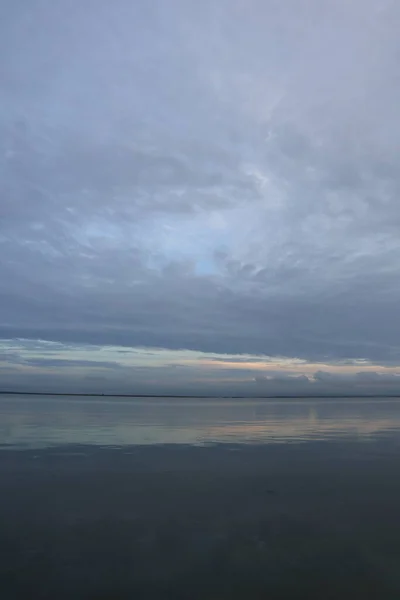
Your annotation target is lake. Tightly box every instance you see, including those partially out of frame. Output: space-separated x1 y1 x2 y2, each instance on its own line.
1 395 400 599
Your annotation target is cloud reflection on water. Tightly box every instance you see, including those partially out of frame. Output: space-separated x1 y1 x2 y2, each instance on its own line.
1 396 400 449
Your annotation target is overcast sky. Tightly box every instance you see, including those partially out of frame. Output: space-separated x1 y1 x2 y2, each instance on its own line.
1 0 400 395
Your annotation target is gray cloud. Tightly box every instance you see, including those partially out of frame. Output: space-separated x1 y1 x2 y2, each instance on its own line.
2 338 400 396
255 371 400 396
21 358 123 369
0 347 123 370
1 0 400 392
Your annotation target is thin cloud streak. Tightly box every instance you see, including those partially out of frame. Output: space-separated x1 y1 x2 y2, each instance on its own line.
1 340 400 396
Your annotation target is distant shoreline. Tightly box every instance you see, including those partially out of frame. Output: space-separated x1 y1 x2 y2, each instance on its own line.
1 391 400 399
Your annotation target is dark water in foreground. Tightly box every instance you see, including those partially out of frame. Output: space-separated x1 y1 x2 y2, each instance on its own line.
1 396 400 599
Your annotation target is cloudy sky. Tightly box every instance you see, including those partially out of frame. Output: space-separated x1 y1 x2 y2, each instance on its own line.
1 0 400 396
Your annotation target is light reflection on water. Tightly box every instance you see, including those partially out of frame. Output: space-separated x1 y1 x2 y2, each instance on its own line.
1 395 400 449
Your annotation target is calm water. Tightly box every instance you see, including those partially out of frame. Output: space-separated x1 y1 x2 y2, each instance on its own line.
3 395 400 598
1 394 400 449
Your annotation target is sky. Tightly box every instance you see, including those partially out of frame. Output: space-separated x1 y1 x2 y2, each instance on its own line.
1 0 400 396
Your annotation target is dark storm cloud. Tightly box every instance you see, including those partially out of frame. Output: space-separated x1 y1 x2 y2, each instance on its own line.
1 0 400 375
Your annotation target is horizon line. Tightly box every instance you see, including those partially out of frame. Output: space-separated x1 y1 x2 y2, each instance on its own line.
1 391 400 399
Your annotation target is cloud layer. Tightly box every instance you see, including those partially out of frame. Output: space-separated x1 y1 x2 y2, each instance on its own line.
1 1 400 392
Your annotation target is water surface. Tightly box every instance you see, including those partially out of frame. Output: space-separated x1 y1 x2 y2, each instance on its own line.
2 395 400 598
1 394 400 449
